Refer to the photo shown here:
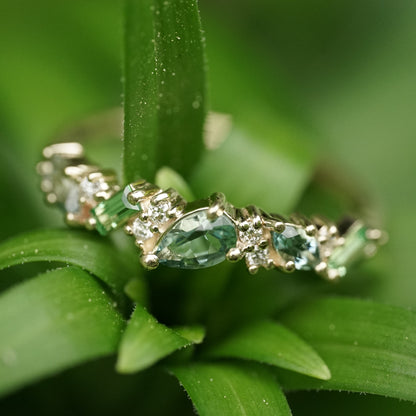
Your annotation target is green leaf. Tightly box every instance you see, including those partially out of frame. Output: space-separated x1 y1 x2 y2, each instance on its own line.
0 266 125 397
278 297 416 402
170 361 292 416
116 303 205 374
207 319 330 380
0 229 139 297
189 21 317 213
155 166 196 202
123 0 206 183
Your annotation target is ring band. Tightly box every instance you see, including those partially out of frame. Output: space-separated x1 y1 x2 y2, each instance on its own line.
37 140 386 280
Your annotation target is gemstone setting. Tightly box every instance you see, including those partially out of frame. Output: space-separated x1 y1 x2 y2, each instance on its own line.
155 209 237 269
272 225 320 270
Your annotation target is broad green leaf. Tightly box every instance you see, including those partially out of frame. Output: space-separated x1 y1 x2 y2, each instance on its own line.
0 229 140 297
190 128 315 214
123 0 206 182
170 361 292 416
278 297 416 402
116 303 204 374
207 319 330 380
155 166 195 202
0 266 125 397
288 391 416 416
189 20 317 213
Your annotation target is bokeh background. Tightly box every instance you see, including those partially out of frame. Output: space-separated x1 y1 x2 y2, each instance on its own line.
1 0 415 414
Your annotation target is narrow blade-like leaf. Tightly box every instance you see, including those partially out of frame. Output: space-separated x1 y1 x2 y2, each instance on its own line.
123 0 206 182
116 303 204 374
207 319 330 380
0 267 125 397
170 361 292 416
0 229 139 296
279 297 416 402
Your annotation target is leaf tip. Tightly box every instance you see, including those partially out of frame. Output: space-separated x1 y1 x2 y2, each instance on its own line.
314 363 332 381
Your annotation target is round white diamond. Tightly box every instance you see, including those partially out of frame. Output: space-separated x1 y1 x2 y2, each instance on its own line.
149 201 171 224
239 223 264 245
246 248 269 267
132 218 153 241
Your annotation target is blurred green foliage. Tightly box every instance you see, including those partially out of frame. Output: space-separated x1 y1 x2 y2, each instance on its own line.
1 0 416 414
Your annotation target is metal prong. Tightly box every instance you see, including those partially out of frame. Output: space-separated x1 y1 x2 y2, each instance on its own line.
86 217 96 230
318 235 328 244
37 160 54 175
305 224 317 236
141 254 159 270
266 258 275 270
326 267 344 281
46 193 57 204
239 220 250 231
64 165 88 179
151 191 170 205
248 264 259 275
41 179 53 193
95 190 113 200
259 239 269 249
315 261 327 274
329 225 338 236
366 229 382 241
284 261 296 273
243 244 255 253
151 225 159 233
364 243 378 257
65 212 77 226
366 228 388 245
207 192 226 219
140 211 150 221
43 142 84 159
168 204 185 218
226 247 242 262
134 240 144 250
127 190 143 205
124 224 133 235
274 222 285 233
246 205 262 229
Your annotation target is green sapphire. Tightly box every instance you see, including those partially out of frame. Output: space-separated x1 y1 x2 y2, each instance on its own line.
272 225 320 270
328 222 368 271
155 209 237 269
91 184 140 235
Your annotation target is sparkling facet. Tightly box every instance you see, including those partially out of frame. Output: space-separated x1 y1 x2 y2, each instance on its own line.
132 218 153 241
156 209 237 269
272 225 320 270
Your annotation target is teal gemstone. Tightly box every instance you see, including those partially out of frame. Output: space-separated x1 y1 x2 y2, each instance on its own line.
155 209 237 269
272 225 320 270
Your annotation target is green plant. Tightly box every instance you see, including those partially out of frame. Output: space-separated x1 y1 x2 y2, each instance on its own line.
1 0 416 414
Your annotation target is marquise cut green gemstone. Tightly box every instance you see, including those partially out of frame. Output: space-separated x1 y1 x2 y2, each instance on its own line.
91 185 140 235
155 209 237 269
